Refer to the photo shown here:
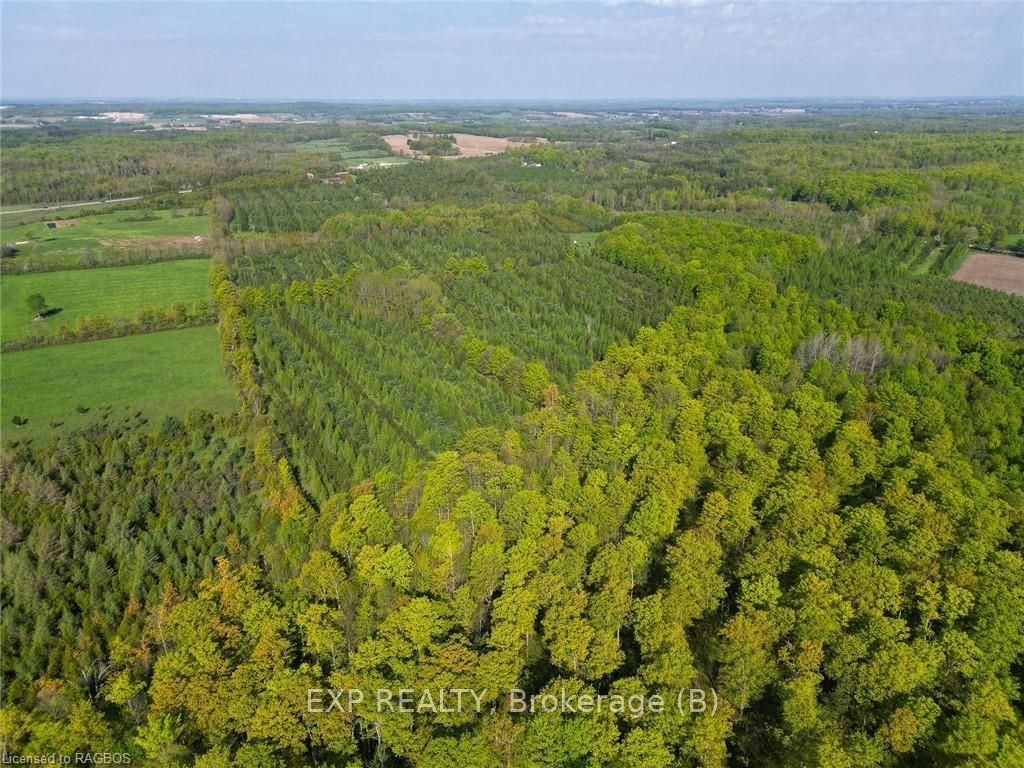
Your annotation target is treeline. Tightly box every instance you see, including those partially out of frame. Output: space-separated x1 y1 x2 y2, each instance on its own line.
146 253 1024 767
210 263 261 415
407 134 460 156
1 246 211 275
220 203 693 503
2 300 216 353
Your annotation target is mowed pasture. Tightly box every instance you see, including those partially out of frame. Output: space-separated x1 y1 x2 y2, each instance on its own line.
952 250 1024 297
1 326 235 442
1 208 209 264
1 259 211 343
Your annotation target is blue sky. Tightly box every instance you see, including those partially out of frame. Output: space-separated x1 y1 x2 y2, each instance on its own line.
2 1 1021 100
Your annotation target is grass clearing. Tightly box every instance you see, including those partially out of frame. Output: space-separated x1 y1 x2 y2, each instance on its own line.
572 232 602 247
293 138 406 168
911 245 944 275
293 138 388 158
344 156 410 168
1 325 235 443
1 208 209 261
1 259 211 343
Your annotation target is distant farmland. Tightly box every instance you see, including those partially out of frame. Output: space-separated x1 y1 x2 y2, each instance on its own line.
382 133 547 158
952 250 1024 297
292 137 407 168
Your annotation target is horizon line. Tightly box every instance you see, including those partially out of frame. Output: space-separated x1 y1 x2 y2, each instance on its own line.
4 96 1023 105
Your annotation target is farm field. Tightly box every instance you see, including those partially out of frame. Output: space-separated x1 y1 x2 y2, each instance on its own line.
1 208 209 261
293 137 410 168
382 132 547 157
1 258 211 343
0 325 234 442
293 137 373 154
952 250 1024 296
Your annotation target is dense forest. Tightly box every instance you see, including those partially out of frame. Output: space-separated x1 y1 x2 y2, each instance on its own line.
1 105 1023 767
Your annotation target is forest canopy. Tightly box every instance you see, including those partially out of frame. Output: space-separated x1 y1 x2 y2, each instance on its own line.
1 105 1022 768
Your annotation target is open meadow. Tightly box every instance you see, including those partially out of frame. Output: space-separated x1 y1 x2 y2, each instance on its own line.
292 137 408 168
1 258 212 343
1 207 209 266
1 325 234 442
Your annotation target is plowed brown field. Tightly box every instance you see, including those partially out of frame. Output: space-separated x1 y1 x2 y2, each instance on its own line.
952 251 1024 297
382 133 546 158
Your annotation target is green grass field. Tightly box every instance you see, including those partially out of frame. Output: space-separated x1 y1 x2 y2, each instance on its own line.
347 157 410 168
1 325 235 442
1 259 211 343
572 232 602 247
292 138 409 168
1 208 209 262
293 138 388 157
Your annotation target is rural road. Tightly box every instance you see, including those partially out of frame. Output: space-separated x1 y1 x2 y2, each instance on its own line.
0 196 143 216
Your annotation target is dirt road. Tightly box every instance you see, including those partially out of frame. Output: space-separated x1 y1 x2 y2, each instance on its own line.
0 196 143 217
